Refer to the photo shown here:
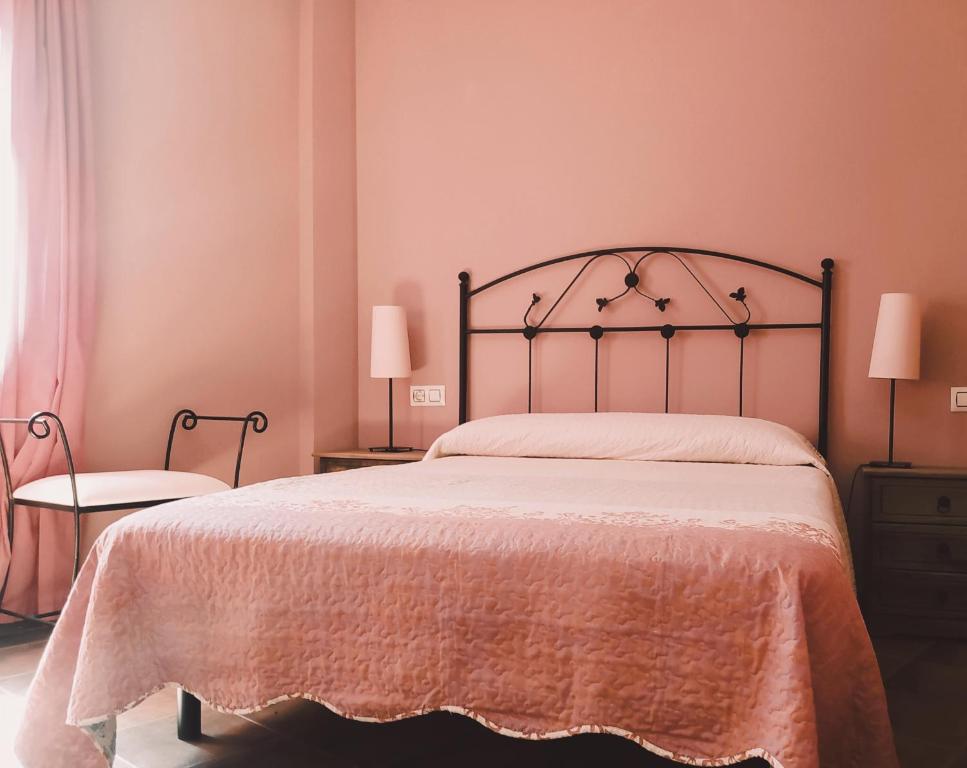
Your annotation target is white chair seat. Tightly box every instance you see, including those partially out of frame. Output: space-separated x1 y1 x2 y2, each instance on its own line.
13 470 231 509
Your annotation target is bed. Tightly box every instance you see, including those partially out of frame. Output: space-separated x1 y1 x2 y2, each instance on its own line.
15 247 898 767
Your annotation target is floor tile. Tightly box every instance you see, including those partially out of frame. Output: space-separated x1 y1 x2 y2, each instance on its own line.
872 635 933 681
0 691 25 767
205 736 358 767
945 744 967 768
893 734 958 768
0 671 35 697
918 638 967 670
888 650 967 699
117 685 179 732
116 707 275 768
0 641 45 682
886 665 967 749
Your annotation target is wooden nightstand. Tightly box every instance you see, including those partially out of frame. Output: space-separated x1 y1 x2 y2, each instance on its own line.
851 465 967 638
313 449 426 474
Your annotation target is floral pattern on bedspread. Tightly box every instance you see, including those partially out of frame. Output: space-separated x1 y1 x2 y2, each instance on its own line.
16 456 894 768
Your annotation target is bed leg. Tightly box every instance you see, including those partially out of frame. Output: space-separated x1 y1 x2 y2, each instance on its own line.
177 689 201 741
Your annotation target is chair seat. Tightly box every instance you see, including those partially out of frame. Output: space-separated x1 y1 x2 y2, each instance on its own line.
13 470 231 510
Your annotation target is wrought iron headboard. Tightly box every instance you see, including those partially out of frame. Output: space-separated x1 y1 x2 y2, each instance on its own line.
457 247 834 456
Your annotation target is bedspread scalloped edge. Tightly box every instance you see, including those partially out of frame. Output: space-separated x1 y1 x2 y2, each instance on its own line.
72 684 784 768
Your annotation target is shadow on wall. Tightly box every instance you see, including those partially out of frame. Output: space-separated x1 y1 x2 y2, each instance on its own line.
393 280 427 372
922 298 958 383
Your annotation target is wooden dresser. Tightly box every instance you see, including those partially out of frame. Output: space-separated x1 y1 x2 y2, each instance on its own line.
852 465 967 638
313 448 426 474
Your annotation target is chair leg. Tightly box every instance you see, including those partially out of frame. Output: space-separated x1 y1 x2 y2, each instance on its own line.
70 507 81 582
177 689 201 741
0 500 14 608
0 502 74 624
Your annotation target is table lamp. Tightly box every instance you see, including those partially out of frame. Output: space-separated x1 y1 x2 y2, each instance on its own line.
868 293 921 467
370 305 412 452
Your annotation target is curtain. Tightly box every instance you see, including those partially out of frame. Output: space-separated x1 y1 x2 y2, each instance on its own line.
0 0 95 619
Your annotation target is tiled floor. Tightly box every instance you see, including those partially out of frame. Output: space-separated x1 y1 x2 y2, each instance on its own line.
0 629 962 767
878 635 967 767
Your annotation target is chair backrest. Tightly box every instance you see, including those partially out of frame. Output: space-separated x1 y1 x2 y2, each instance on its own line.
0 412 79 512
0 409 269 510
164 409 268 489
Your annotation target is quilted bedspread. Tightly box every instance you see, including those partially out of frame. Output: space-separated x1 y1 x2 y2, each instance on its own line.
16 414 897 768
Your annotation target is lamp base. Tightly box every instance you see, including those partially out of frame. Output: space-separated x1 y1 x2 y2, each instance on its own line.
868 459 913 468
369 446 414 453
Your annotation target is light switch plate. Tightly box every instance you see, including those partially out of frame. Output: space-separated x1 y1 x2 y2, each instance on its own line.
410 385 446 407
951 387 967 412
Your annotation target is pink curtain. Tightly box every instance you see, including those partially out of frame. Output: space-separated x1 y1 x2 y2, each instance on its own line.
0 0 95 619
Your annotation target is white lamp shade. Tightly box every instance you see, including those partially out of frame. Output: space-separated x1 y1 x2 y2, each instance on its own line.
370 305 411 379
868 293 921 381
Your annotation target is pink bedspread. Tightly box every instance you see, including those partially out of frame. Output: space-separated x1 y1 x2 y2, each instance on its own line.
16 416 897 768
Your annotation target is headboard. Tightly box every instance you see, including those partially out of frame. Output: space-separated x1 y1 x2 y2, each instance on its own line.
457 247 834 456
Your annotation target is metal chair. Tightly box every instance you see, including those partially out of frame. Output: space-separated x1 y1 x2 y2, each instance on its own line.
0 408 268 625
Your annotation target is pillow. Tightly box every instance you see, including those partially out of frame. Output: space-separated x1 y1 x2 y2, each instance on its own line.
424 412 826 470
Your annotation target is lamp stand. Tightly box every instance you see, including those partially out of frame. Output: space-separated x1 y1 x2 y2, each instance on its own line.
869 378 912 468
369 378 412 453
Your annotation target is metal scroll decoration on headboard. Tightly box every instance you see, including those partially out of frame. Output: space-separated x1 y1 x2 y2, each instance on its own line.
457 247 834 457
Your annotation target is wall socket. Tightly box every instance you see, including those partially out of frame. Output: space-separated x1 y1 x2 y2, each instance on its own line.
952 387 967 412
410 385 446 407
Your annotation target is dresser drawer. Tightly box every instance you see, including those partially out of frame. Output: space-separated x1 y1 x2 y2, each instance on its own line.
320 457 410 473
322 460 358 473
874 480 967 523
874 525 967 573
314 450 426 475
875 570 967 616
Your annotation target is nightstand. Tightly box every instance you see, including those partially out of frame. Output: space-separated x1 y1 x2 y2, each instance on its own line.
851 465 967 638
313 448 426 474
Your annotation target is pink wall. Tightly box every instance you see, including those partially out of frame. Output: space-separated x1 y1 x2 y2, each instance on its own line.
356 0 967 486
74 0 967 510
86 0 302 482
81 0 358 549
298 0 359 473
307 0 359 466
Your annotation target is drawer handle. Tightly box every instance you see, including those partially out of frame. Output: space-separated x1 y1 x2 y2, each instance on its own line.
937 542 951 560
938 495 952 514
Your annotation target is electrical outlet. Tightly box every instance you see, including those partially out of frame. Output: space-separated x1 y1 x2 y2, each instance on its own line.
952 387 967 412
410 385 446 407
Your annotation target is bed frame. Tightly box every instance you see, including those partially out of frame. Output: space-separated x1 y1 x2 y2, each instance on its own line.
177 246 833 742
458 247 834 456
